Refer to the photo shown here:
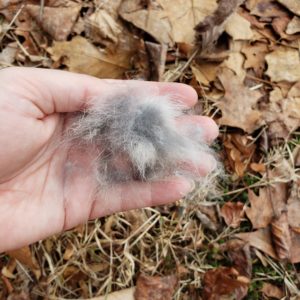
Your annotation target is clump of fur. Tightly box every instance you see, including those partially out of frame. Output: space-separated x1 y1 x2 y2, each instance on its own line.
67 92 217 185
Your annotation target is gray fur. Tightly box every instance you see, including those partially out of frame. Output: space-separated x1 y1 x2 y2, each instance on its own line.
67 92 215 185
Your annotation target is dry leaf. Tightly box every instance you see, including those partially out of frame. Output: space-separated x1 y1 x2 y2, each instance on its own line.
241 42 268 76
119 0 218 45
7 246 41 279
264 85 300 138
276 0 300 16
250 0 286 18
221 51 246 80
202 267 250 300
225 12 254 40
26 4 81 41
0 42 17 66
286 16 300 34
265 47 300 82
135 274 178 300
261 283 284 299
236 228 278 259
217 68 263 133
91 288 135 300
245 189 273 229
250 162 266 173
271 212 292 260
50 36 131 78
191 62 220 85
287 180 300 231
221 202 245 228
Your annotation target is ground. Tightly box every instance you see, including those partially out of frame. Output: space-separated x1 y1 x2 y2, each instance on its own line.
0 0 300 299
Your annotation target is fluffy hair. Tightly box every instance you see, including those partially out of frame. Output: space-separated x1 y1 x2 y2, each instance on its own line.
66 92 217 185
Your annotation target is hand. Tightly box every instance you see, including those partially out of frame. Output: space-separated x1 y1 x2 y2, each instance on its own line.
0 67 218 252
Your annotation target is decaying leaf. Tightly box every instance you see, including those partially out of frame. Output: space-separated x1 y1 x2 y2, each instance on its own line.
265 47 300 82
7 246 41 279
236 228 278 259
135 274 178 300
202 267 250 300
271 212 292 260
241 41 268 76
286 16 300 34
49 36 132 78
276 0 300 16
221 201 245 228
225 12 254 40
245 189 273 229
119 0 218 45
26 4 81 41
0 42 17 67
217 68 263 133
264 85 300 139
261 283 284 299
94 288 135 300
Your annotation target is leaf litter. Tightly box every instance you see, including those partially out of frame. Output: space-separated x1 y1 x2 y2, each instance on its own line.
1 0 300 299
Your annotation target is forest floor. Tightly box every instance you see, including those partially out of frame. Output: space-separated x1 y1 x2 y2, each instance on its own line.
0 0 300 299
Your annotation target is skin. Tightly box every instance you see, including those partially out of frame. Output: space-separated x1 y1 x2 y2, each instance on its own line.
0 67 218 252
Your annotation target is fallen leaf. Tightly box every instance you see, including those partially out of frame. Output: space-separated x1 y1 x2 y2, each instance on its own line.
250 162 266 173
264 85 300 139
261 283 284 299
265 47 300 82
191 62 220 85
7 246 41 279
26 4 81 41
225 12 254 40
202 267 250 300
250 0 287 18
49 36 132 78
90 288 135 300
221 51 246 80
135 274 178 300
271 212 292 260
221 201 245 228
287 180 300 231
217 68 263 133
286 16 300 34
0 42 17 67
119 0 218 45
276 0 300 16
7 291 30 300
236 228 278 259
245 189 273 229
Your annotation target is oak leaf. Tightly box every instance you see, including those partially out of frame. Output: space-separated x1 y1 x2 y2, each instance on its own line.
217 68 263 133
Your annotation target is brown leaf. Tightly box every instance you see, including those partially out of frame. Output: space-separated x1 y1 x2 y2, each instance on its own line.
202 267 250 300
265 47 300 82
7 246 41 279
225 12 254 40
250 162 266 173
49 36 131 78
241 42 269 76
286 16 300 34
217 68 263 133
261 283 284 299
135 274 178 300
93 288 135 300
191 62 220 86
26 4 81 41
119 0 218 45
271 212 292 260
245 189 274 229
287 180 300 231
276 0 300 16
236 228 278 259
0 42 17 66
264 85 300 139
221 201 245 228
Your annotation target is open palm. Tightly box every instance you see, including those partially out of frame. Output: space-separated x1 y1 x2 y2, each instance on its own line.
0 67 218 252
